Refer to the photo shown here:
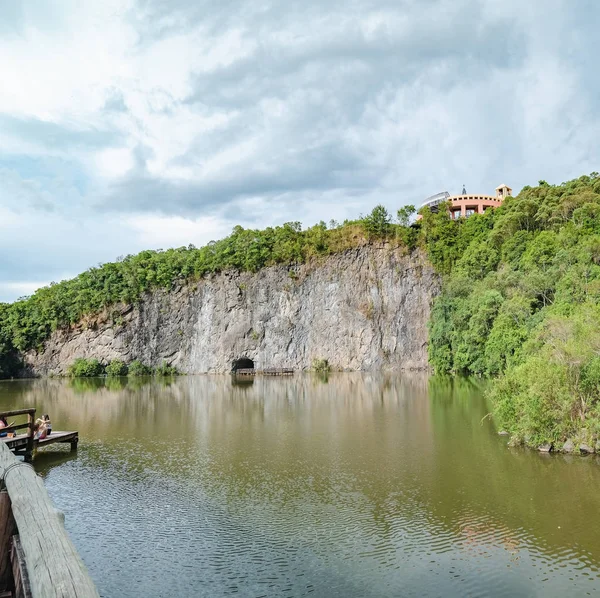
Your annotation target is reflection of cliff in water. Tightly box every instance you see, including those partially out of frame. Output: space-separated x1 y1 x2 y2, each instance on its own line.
1 374 600 582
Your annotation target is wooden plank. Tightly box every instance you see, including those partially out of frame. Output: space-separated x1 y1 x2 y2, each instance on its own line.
0 492 15 590
11 536 32 598
24 415 33 463
0 424 31 433
263 368 294 375
37 433 78 448
1 433 78 449
234 368 255 375
0 444 100 598
0 411 35 420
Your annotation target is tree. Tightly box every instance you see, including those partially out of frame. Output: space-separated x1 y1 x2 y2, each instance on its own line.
397 205 416 227
362 205 392 238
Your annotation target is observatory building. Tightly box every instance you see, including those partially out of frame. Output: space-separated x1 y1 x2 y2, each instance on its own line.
417 184 512 220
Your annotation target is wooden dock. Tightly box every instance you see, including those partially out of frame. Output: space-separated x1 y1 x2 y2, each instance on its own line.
262 368 294 376
234 368 255 376
233 368 294 377
0 410 78 463
1 432 78 462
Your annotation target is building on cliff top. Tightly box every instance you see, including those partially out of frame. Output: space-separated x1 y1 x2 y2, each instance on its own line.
416 184 512 220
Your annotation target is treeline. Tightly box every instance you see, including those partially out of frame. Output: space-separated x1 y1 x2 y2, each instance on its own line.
0 206 415 377
423 173 600 449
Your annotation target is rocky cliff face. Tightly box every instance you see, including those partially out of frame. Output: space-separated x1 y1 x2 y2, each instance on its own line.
24 245 439 375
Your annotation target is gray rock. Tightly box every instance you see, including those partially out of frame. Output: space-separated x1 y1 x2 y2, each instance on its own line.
498 430 510 436
538 444 552 453
22 247 440 375
562 439 575 453
579 444 594 454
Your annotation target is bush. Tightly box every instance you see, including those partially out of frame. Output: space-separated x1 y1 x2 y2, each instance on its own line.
68 358 104 378
489 306 600 447
105 359 128 377
312 358 330 373
155 361 179 376
128 360 153 377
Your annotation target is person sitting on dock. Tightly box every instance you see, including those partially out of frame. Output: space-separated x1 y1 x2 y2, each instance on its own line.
34 421 48 440
39 414 52 436
0 417 8 437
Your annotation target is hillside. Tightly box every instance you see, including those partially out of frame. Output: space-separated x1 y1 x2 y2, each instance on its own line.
423 173 600 450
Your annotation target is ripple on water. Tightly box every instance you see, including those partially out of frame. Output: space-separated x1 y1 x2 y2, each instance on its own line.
20 375 600 598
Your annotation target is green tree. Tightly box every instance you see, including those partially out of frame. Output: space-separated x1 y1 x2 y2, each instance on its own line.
397 205 416 227
362 205 392 238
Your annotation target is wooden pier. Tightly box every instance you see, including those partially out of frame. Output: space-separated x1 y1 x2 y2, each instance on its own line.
233 368 294 377
234 368 255 376
262 368 294 376
0 410 78 463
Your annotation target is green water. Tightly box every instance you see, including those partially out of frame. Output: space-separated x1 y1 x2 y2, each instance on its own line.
0 374 598 597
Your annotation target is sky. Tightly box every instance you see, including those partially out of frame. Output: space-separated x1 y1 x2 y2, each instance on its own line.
0 0 599 302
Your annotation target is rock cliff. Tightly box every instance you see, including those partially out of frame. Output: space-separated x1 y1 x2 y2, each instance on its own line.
24 245 439 375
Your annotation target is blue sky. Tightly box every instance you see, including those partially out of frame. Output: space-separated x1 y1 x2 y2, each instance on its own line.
0 0 599 302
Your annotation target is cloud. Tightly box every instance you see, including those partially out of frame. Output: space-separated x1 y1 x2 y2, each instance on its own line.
0 0 599 301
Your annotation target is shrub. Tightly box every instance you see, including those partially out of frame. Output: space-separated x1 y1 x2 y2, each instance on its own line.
489 306 600 447
105 359 128 377
128 360 153 377
68 358 104 378
312 358 330 373
155 361 179 376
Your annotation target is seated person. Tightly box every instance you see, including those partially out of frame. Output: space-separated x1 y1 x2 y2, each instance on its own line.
0 417 7 438
34 420 48 440
43 414 52 436
36 414 52 437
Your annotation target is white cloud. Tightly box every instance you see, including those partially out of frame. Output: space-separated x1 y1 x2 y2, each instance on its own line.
126 214 232 247
0 0 599 301
95 147 135 179
0 282 52 303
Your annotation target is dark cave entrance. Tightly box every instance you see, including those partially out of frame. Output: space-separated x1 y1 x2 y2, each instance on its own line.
232 357 255 373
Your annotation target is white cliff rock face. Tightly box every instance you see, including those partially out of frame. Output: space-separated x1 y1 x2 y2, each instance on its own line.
24 246 439 375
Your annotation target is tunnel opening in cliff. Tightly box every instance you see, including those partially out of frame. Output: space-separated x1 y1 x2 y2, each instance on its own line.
232 357 255 372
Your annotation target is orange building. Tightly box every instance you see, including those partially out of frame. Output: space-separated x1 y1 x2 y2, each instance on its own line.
417 184 512 220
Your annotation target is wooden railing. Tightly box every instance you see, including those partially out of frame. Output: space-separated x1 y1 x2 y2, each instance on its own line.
0 410 35 463
0 432 99 597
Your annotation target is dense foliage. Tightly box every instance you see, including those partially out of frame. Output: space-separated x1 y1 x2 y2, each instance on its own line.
105 359 128 377
128 360 153 377
423 173 600 449
67 357 178 378
0 207 413 377
68 358 104 378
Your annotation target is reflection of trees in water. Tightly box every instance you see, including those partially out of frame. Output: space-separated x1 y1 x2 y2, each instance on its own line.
69 378 106 394
2 374 600 570
425 374 600 564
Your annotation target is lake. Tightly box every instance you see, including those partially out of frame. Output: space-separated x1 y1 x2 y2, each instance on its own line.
0 374 599 597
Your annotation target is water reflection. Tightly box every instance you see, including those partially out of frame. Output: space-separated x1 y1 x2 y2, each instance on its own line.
0 375 598 597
